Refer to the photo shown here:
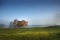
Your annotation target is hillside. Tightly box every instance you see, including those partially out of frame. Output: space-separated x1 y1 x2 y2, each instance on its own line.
0 27 60 40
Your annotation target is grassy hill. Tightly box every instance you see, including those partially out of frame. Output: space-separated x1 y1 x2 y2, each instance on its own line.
0 27 60 40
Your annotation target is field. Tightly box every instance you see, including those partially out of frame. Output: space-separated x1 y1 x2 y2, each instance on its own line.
0 27 60 40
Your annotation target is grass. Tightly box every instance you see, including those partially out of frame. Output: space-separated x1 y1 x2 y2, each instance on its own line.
0 27 60 40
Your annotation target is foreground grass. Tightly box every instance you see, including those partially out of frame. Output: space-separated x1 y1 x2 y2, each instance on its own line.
0 27 60 40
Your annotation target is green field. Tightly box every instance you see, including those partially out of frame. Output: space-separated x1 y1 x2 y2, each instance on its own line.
0 27 60 40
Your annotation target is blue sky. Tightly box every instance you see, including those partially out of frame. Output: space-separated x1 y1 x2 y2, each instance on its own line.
0 0 60 25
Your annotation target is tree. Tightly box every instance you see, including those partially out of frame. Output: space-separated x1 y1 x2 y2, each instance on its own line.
21 20 28 27
13 19 18 28
16 20 28 28
13 19 28 28
9 21 14 28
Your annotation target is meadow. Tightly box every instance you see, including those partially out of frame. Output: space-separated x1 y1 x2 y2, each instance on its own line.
0 27 60 40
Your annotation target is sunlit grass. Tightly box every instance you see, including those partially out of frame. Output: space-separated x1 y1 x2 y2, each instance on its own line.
0 28 60 40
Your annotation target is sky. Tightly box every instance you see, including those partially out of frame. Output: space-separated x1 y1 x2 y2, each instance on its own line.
0 0 60 25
